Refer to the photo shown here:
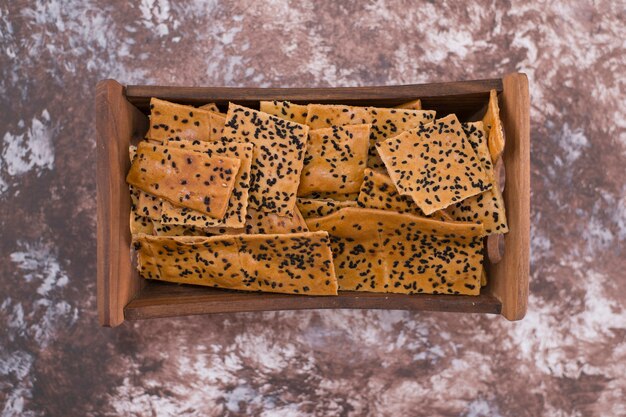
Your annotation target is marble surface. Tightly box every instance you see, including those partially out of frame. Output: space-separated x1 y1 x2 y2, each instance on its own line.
1 1 625 416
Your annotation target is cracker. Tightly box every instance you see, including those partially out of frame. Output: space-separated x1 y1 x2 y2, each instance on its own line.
260 100 308 124
482 89 505 163
306 207 484 294
244 205 308 234
356 168 450 221
395 99 422 110
151 219 206 237
130 210 154 235
298 124 370 196
159 138 254 228
221 103 309 216
199 103 224 116
133 231 338 295
147 98 225 143
129 145 155 234
127 142 241 218
137 191 162 221
300 191 358 201
446 122 509 235
376 114 491 215
297 198 358 218
305 104 436 168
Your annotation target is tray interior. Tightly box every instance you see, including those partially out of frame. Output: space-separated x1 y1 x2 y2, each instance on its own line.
120 79 506 320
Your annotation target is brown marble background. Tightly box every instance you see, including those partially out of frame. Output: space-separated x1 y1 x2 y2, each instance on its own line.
1 1 625 416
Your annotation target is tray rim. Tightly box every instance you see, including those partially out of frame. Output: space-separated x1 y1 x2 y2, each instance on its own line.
96 74 529 327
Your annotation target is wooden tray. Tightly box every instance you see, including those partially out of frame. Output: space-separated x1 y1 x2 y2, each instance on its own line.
96 74 530 327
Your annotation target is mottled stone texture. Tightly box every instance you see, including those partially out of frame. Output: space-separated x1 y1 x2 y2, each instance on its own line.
0 1 625 416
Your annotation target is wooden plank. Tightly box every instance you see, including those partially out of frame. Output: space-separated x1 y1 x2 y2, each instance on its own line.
125 79 502 121
487 73 530 320
96 79 148 327
126 78 502 104
124 281 502 320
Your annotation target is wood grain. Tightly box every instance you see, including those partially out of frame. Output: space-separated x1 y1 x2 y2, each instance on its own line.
487 234 505 264
126 79 503 122
124 281 502 320
97 75 530 326
486 73 530 320
96 80 148 327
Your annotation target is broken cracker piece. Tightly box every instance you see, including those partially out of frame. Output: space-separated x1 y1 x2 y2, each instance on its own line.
244 205 309 234
297 198 358 219
395 99 422 110
198 103 224 116
298 124 370 196
356 168 450 221
260 100 308 124
482 90 505 163
306 207 484 295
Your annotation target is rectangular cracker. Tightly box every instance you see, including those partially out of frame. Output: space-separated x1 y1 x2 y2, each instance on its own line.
306 207 484 295
221 103 309 216
133 231 338 295
127 142 241 218
298 124 370 196
244 205 308 234
482 89 505 163
260 100 308 124
297 198 358 218
304 104 436 168
159 138 254 228
356 168 450 221
376 114 491 215
446 122 509 235
147 98 225 143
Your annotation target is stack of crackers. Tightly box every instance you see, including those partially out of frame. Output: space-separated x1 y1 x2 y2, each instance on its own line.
127 93 508 296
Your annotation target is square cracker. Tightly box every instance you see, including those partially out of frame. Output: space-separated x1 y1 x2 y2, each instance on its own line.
221 103 309 216
298 124 370 196
357 168 450 222
306 207 484 294
260 100 308 124
133 231 338 295
376 114 491 215
147 98 225 143
159 138 254 229
127 142 241 219
446 122 509 235
305 104 436 168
